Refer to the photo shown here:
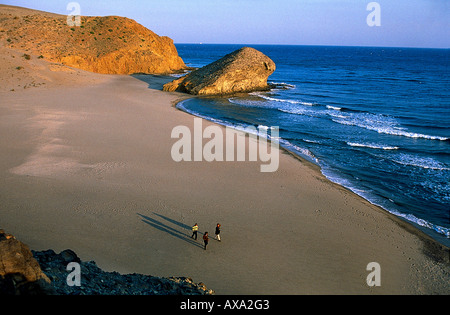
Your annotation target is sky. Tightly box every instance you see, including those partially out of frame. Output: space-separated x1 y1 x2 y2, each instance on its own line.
2 0 449 48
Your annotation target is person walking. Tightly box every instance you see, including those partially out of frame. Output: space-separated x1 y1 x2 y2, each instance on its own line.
215 223 221 242
191 223 199 240
203 232 209 250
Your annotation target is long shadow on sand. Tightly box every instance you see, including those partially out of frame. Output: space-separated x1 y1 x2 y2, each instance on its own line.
137 213 204 249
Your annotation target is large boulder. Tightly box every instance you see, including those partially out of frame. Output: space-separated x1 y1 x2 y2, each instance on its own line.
0 230 52 295
163 47 276 95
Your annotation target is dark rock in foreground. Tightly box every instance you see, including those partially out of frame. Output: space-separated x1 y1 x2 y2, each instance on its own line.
0 230 213 295
163 47 276 95
32 249 214 295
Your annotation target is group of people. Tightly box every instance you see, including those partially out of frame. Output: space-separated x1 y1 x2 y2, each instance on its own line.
191 223 221 250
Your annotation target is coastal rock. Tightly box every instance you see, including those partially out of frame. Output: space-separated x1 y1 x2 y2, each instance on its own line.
0 230 52 295
32 250 215 295
0 5 187 75
163 47 276 95
0 230 214 295
0 229 214 295
59 249 81 264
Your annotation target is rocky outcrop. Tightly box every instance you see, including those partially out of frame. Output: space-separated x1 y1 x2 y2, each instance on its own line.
0 5 187 75
0 230 214 295
0 230 52 295
163 47 276 95
33 249 214 295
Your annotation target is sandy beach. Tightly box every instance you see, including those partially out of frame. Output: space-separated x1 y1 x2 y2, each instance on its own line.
0 45 449 295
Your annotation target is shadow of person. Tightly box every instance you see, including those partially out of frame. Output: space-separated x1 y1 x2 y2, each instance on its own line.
137 213 203 249
152 212 192 230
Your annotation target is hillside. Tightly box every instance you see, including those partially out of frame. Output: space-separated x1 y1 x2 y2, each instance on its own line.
0 5 187 75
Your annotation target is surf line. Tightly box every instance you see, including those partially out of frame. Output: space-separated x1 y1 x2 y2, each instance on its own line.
171 118 280 173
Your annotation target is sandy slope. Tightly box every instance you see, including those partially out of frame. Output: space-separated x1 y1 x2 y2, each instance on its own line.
0 4 186 75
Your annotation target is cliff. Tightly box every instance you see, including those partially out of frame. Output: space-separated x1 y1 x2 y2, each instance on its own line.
163 47 276 95
0 5 186 75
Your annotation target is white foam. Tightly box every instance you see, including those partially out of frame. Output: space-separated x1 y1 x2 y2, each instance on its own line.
278 139 319 164
278 107 323 119
392 212 450 239
320 167 450 239
279 108 309 115
303 139 321 144
389 153 450 171
228 97 266 108
332 113 449 141
326 105 342 111
347 142 399 150
269 81 296 89
327 112 347 119
177 99 450 240
176 101 276 140
255 94 315 106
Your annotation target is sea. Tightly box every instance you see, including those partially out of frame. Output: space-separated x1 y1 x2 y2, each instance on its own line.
174 44 450 247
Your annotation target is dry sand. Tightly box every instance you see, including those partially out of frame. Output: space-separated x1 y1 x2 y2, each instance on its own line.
0 46 449 295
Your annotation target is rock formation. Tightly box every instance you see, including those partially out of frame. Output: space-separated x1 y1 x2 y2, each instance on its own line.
0 5 187 75
33 249 214 295
0 230 52 295
163 47 276 95
0 230 214 295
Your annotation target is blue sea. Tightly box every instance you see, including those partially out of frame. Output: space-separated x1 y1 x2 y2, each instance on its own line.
174 44 450 246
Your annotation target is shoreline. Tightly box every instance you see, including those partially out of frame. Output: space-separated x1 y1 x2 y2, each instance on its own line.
170 89 450 264
173 96 450 249
1 62 449 294
280 145 450 265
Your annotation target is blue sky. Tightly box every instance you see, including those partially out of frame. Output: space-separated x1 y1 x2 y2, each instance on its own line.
2 0 449 48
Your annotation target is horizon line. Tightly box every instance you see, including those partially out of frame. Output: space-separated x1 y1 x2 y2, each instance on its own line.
174 42 450 50
2 4 447 50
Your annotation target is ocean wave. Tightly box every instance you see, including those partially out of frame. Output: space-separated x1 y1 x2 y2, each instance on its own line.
228 97 266 108
420 181 450 202
326 105 342 111
327 112 349 119
332 113 449 141
177 101 279 140
269 82 296 90
303 139 321 144
256 94 315 106
380 128 449 141
389 153 450 171
179 100 318 164
347 142 399 150
278 139 319 164
392 212 449 239
278 107 322 118
320 166 450 239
